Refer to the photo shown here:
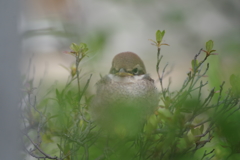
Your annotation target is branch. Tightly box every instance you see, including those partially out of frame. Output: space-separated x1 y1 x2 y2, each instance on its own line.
201 149 215 160
23 132 58 159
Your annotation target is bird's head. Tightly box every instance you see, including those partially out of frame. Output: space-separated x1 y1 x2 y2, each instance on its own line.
109 52 146 77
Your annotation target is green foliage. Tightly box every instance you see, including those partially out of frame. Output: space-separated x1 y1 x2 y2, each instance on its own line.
230 74 240 97
21 34 240 160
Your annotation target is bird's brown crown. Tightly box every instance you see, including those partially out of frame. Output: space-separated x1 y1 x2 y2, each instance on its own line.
109 52 146 76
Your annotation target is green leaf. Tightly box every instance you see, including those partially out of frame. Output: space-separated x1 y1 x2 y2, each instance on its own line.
83 48 89 53
162 30 165 38
57 144 64 152
156 30 162 42
209 50 216 53
70 43 80 52
42 133 54 143
191 127 201 136
79 43 87 49
206 40 214 52
191 59 198 69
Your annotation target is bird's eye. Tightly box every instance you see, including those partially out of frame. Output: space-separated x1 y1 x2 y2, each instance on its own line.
132 68 139 75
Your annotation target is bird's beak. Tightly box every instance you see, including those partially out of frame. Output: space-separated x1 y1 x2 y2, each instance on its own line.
116 68 133 77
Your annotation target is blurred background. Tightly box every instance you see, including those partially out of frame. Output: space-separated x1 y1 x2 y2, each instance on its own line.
1 0 240 159
19 0 240 92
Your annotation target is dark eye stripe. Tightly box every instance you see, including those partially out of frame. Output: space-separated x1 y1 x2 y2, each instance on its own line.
131 68 145 75
132 68 138 74
110 68 117 74
110 67 144 75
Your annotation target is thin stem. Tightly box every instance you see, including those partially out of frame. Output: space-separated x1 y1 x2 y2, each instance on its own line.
76 55 81 98
201 149 215 160
156 47 166 98
215 81 225 112
194 119 210 128
160 63 169 98
24 132 58 159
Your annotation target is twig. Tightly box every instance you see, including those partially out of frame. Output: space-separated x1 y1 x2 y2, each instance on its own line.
193 119 210 128
195 123 214 138
225 105 240 119
215 81 225 112
192 81 208 92
24 132 58 159
201 149 215 160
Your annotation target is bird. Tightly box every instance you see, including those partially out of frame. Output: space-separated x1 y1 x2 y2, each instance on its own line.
90 51 159 136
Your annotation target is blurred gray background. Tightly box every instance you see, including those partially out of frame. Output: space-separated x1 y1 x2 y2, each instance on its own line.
20 0 240 91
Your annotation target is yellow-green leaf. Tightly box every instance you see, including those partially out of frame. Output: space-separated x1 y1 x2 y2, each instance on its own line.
156 30 162 42
70 43 80 52
57 144 64 152
191 59 198 70
162 30 165 38
206 40 213 52
79 43 87 49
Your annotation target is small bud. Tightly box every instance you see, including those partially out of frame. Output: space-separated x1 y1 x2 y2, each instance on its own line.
70 64 77 77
